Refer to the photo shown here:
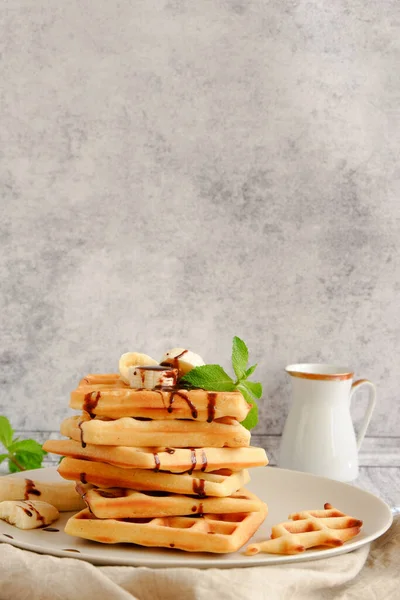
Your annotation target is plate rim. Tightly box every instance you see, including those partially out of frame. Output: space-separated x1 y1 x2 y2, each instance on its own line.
0 466 393 568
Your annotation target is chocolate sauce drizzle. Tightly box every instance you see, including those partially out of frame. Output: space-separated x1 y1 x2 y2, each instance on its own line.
161 349 188 371
42 527 59 532
22 501 44 523
189 448 197 474
24 479 41 500
166 390 198 419
79 473 87 484
3 534 13 539
63 548 80 553
165 448 175 454
83 391 101 418
153 453 161 472
191 501 204 514
200 449 208 472
207 393 217 423
192 478 206 498
78 420 86 448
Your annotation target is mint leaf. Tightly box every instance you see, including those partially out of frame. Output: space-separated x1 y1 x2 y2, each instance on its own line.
8 439 46 456
245 364 257 378
180 365 236 391
241 380 263 399
237 384 259 430
232 336 249 380
0 453 8 465
8 450 45 473
0 416 13 448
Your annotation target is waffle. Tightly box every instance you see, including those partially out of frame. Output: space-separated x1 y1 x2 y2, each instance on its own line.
43 439 268 472
245 503 363 555
0 475 84 512
60 414 251 448
71 375 251 422
76 484 265 519
58 457 250 497
65 504 268 553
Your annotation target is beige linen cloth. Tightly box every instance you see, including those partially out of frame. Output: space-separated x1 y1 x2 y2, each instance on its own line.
0 516 398 600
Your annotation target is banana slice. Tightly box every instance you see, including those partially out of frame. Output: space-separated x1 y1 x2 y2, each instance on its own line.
160 348 205 376
119 352 159 384
0 500 59 529
128 366 178 389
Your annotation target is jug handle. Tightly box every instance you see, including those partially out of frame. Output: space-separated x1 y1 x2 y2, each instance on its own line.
350 379 376 450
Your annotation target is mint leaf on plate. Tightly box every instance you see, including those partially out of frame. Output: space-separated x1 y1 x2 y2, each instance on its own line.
8 449 46 473
0 453 8 465
8 439 46 456
0 415 47 472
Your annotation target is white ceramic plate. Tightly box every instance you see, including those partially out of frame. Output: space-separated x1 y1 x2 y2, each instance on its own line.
0 466 392 568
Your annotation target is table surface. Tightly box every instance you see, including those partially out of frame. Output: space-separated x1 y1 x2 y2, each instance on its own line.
352 466 400 511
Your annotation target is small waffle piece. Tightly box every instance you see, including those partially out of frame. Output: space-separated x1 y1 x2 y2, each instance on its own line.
245 503 363 555
43 439 268 472
58 457 250 497
60 414 251 448
76 484 265 518
0 475 84 512
65 504 268 553
71 375 251 422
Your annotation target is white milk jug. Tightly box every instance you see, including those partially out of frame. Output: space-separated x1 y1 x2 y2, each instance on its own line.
278 364 376 482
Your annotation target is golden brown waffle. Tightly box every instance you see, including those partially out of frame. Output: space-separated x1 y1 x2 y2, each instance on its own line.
71 375 250 422
65 504 268 553
0 475 84 512
245 503 363 555
60 414 251 448
76 484 265 518
43 439 268 472
58 457 250 497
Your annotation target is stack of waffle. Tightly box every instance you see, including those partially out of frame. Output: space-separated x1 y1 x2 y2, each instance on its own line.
44 369 268 553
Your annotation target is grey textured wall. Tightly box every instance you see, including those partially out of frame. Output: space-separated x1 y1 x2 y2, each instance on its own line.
1 1 399 438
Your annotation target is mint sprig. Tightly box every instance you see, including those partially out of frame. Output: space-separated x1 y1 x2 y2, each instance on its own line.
0 416 47 473
180 336 262 430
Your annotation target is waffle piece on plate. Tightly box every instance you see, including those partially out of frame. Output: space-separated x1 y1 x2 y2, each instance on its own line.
65 504 268 553
70 376 251 422
245 503 363 555
76 484 265 518
43 439 268 472
60 414 251 448
58 457 250 497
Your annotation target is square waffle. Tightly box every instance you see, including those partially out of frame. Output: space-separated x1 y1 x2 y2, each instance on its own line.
245 503 363 555
76 484 265 519
70 374 251 422
58 457 250 497
65 504 268 553
60 414 251 448
43 439 268 472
